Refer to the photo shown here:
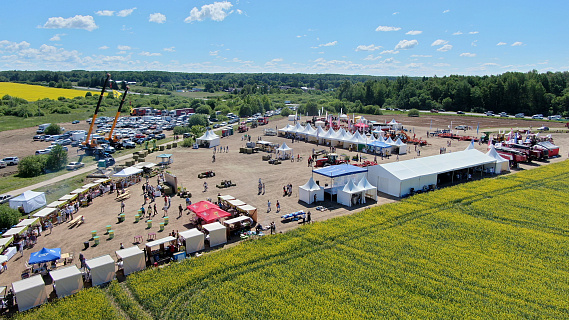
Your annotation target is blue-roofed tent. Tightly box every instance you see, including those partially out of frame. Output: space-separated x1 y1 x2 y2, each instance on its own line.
28 247 61 265
312 164 368 195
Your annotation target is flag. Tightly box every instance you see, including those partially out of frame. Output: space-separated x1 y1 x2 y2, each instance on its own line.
430 119 432 130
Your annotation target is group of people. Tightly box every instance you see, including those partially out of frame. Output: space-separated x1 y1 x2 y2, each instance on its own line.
282 183 293 196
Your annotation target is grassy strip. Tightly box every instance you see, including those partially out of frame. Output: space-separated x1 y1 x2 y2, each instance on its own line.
106 281 153 320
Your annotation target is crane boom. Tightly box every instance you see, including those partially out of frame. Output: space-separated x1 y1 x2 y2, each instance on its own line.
84 73 111 148
108 86 129 143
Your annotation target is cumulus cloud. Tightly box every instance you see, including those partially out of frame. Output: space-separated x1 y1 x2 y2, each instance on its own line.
443 9 450 13
482 62 499 66
431 39 448 46
406 63 422 68
49 34 65 41
511 42 523 46
95 10 114 16
392 12 399 15
411 54 432 58
140 51 161 56
149 13 166 23
406 30 422 35
452 31 463 35
99 46 109 50
185 1 234 22
497 42 507 46
469 31 479 34
43 15 98 31
471 40 478 47
319 41 338 47
163 47 175 52
460 52 476 57
355 44 381 52
236 9 243 14
395 39 418 50
209 50 219 56
117 8 136 17
437 44 453 52
117 45 131 51
380 50 399 55
0 40 31 52
375 26 401 32
364 54 382 61
265 58 283 66
434 63 451 67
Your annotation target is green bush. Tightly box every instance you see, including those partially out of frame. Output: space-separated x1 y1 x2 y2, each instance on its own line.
45 145 68 172
408 108 420 117
18 155 47 177
280 107 292 117
181 137 194 147
173 126 191 135
44 123 62 135
0 205 22 230
187 114 209 128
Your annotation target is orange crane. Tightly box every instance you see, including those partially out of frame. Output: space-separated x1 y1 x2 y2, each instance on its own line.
107 86 129 148
83 73 111 154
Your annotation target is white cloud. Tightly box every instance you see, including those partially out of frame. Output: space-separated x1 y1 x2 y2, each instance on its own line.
406 63 422 68
236 9 243 14
482 63 499 66
395 39 418 50
117 8 136 17
320 41 338 47
431 39 448 46
265 58 283 66
95 10 114 16
406 30 422 35
149 13 166 23
140 51 161 57
355 44 381 52
497 42 507 46
380 50 399 55
471 40 478 47
452 31 463 35
117 51 127 55
381 58 395 64
434 63 451 67
99 46 109 50
49 34 65 41
43 15 98 31
117 45 131 51
209 50 219 56
443 9 450 13
460 52 476 57
364 54 382 61
469 31 479 34
185 1 234 22
392 12 399 15
163 47 175 52
411 54 432 58
229 57 253 64
375 26 401 32
0 40 31 52
511 42 523 46
437 44 453 52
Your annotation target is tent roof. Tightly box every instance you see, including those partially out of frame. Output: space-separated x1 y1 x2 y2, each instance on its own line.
188 200 219 213
218 195 235 201
82 183 98 189
299 177 322 192
388 119 399 125
33 207 56 218
486 145 509 162
3 226 28 238
367 140 391 148
313 163 367 178
197 130 219 141
277 142 292 151
85 255 115 269
395 138 406 146
49 265 81 281
385 137 395 145
377 149 497 181
156 154 172 158
70 188 88 194
146 236 176 248
58 194 77 201
227 199 246 207
15 218 39 228
278 124 294 132
224 216 253 225
357 176 376 190
112 167 143 178
197 207 231 224
179 229 204 239
237 204 256 212
28 247 61 265
0 237 13 250
47 200 67 208
202 222 226 232
464 141 476 150
11 190 44 202
93 178 111 184
116 246 143 259
341 180 364 193
12 275 45 294
133 162 157 169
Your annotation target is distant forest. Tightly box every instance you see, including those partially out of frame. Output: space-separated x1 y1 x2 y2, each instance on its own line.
1 70 569 117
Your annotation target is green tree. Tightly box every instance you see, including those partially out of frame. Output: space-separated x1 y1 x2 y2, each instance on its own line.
44 123 62 135
190 125 206 138
280 107 292 117
305 101 318 116
0 205 22 230
187 114 209 127
46 145 68 172
408 109 420 117
195 105 212 115
239 105 252 117
18 155 47 177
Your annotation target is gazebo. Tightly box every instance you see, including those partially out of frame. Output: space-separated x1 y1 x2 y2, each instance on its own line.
277 142 293 160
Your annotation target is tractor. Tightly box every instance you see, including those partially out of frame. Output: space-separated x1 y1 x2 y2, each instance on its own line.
314 153 349 167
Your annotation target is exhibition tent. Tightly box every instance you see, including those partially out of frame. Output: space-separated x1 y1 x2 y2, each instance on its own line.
196 130 220 148
116 246 145 276
278 124 294 134
32 207 57 221
112 167 143 178
9 191 46 213
2 226 28 238
337 180 365 207
179 229 205 254
486 145 510 173
49 265 83 298
357 176 377 202
313 164 368 195
277 142 293 160
188 200 219 213
203 222 227 247
12 275 47 311
28 247 61 265
298 177 324 204
196 207 231 224
15 218 40 228
394 138 407 155
85 255 115 286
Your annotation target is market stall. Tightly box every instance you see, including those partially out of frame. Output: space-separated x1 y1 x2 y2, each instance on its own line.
196 130 220 148
12 275 47 311
203 222 227 247
156 154 173 166
337 180 365 207
179 229 205 254
188 200 219 213
236 204 258 222
49 265 83 298
0 236 14 252
9 191 46 214
115 246 145 276
2 226 29 238
223 216 253 235
276 142 293 160
357 176 378 202
46 200 67 209
145 236 176 264
32 207 57 222
58 194 78 202
15 218 40 228
197 208 232 224
69 188 88 195
85 255 115 286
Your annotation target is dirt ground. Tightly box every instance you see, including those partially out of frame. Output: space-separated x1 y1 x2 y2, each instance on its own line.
1 115 568 287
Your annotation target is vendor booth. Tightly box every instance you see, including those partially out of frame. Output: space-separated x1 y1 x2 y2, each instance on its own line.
337 180 365 207
115 246 145 276
486 145 510 173
9 191 46 214
69 188 88 195
196 130 220 148
394 138 407 155
145 236 176 264
3 226 29 238
298 177 324 204
32 207 57 222
223 216 253 234
85 255 115 286
197 207 231 224
15 218 40 228
46 200 67 208
156 154 173 166
113 167 143 178
12 275 47 312
203 222 227 247
312 164 368 197
226 199 246 208
179 229 205 254
188 200 219 214
357 176 377 201
236 204 258 222
58 194 78 202
0 236 14 252
276 142 293 160
49 265 83 298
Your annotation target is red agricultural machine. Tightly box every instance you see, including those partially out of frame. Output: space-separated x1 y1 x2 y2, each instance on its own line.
314 153 349 167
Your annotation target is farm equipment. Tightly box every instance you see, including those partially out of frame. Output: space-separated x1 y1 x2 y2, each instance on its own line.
503 143 548 161
314 153 349 167
353 161 378 167
494 146 528 166
258 117 269 125
82 73 111 155
216 180 236 188
198 171 215 178
108 86 129 149
250 120 258 129
264 128 277 136
238 122 249 133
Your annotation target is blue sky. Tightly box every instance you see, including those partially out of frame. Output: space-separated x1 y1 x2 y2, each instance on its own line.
0 0 567 76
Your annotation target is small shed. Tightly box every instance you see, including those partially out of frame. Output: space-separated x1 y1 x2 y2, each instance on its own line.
179 229 205 254
12 275 47 312
203 222 227 247
85 255 115 286
115 246 145 276
49 265 83 298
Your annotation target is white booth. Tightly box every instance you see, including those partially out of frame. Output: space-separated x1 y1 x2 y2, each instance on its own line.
115 246 145 276
12 275 47 312
85 255 116 286
203 222 227 247
9 191 46 214
298 177 324 204
32 207 57 222
179 229 205 254
15 218 40 228
337 180 365 207
196 130 220 148
49 265 83 298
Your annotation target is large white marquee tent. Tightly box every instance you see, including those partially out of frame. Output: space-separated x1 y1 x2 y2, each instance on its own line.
9 191 46 213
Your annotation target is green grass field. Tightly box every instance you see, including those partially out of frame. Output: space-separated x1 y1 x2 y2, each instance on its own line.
16 160 569 319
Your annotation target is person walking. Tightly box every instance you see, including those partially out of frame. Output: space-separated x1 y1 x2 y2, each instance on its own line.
307 211 311 224
203 182 208 192
212 154 215 162
276 200 280 213
262 183 266 195
267 200 271 212
178 204 183 218
153 203 158 216
120 200 125 213
147 204 152 218
270 222 276 234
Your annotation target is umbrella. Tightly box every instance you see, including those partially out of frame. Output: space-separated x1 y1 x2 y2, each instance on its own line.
28 247 61 265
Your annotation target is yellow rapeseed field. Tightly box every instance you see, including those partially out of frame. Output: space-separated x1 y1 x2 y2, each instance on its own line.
0 82 98 101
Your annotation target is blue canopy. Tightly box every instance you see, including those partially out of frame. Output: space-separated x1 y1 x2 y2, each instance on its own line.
367 141 391 148
156 154 173 158
313 163 367 178
28 247 61 265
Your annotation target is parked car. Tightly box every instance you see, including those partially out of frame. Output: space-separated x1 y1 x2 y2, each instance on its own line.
35 149 50 155
0 160 6 168
155 133 166 140
2 157 19 165
532 114 544 119
122 140 136 149
456 111 465 114
537 126 549 131
72 120 80 124
183 133 193 139
454 125 468 130
430 109 439 113
0 194 13 204
103 145 116 154
33 135 44 141
485 111 494 116
499 112 509 117
66 162 85 170
515 113 525 118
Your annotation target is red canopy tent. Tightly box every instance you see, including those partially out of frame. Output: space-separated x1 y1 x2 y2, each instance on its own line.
354 122 369 128
187 200 219 213
197 207 231 224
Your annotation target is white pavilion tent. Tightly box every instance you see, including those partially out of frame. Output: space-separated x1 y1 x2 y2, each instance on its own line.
203 222 227 247
357 176 377 202
277 142 293 160
12 275 47 311
9 191 46 213
337 180 365 207
196 130 220 148
116 246 145 276
278 124 294 135
49 265 83 298
486 145 510 173
85 255 115 286
179 229 205 254
298 177 324 204
113 167 143 178
394 138 407 155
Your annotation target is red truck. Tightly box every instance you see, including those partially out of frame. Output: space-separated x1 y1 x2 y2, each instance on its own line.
258 117 269 125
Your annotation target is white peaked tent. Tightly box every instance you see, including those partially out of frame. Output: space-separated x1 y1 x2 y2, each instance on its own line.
486 145 510 173
376 135 385 142
85 255 116 286
394 138 407 155
387 119 402 130
196 130 220 148
277 142 293 159
203 222 227 247
12 275 47 311
278 124 294 134
112 167 143 178
465 141 476 150
357 176 377 202
298 177 324 204
179 229 205 254
314 120 325 127
337 180 365 207
292 122 304 134
339 114 348 119
9 191 46 213
385 136 395 145
319 127 334 144
50 265 83 298
116 246 145 276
